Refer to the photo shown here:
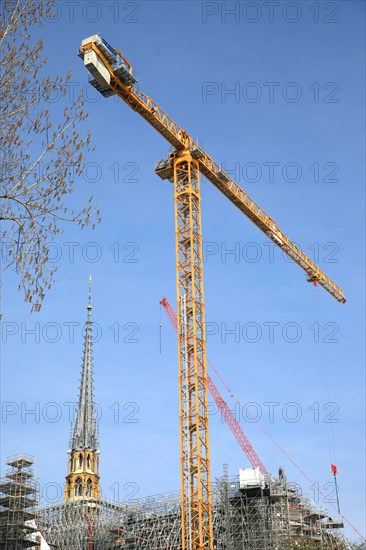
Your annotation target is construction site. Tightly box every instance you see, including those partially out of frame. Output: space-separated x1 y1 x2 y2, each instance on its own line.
40 470 350 550
1 27 363 550
1 455 349 549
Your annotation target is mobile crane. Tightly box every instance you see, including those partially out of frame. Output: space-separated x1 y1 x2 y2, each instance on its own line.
78 34 346 550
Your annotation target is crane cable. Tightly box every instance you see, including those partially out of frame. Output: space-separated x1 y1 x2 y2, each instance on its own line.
313 283 342 517
313 283 338 470
159 301 162 354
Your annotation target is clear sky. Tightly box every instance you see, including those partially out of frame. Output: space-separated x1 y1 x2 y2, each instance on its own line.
1 0 365 543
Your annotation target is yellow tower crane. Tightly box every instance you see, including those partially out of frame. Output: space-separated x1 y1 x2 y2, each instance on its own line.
78 34 346 550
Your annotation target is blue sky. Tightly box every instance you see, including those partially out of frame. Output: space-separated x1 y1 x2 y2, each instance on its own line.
1 0 365 543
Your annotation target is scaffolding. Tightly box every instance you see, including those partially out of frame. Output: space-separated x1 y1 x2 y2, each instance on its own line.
41 498 125 549
40 469 348 550
111 492 182 550
268 472 347 549
0 454 39 550
110 472 347 550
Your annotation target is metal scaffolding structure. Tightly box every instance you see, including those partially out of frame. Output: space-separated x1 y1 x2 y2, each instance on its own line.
111 492 182 550
41 498 125 549
0 455 39 550
40 469 348 550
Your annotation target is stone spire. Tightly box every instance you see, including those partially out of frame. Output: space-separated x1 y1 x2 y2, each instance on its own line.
64 277 100 501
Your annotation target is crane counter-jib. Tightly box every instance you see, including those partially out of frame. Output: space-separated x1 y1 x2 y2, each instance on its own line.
78 34 346 304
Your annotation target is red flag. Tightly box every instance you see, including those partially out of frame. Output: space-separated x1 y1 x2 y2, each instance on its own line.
331 464 338 475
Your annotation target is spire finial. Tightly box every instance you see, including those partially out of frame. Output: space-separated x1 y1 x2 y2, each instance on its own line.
87 275 92 313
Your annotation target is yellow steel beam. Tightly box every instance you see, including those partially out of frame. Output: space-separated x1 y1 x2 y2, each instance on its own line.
173 151 213 550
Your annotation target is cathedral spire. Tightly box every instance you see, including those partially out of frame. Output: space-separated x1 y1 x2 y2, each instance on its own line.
64 277 100 501
69 275 98 451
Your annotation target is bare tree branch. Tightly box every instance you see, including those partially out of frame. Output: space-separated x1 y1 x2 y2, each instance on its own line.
0 0 101 311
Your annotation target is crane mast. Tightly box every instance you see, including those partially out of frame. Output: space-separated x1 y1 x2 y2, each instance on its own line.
168 150 213 550
79 34 346 550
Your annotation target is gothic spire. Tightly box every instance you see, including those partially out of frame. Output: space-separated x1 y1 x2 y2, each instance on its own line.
69 276 99 452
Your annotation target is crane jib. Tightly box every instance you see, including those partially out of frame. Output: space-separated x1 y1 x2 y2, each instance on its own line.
79 35 346 302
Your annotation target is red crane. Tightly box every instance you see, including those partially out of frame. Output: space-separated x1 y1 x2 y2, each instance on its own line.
160 297 269 478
